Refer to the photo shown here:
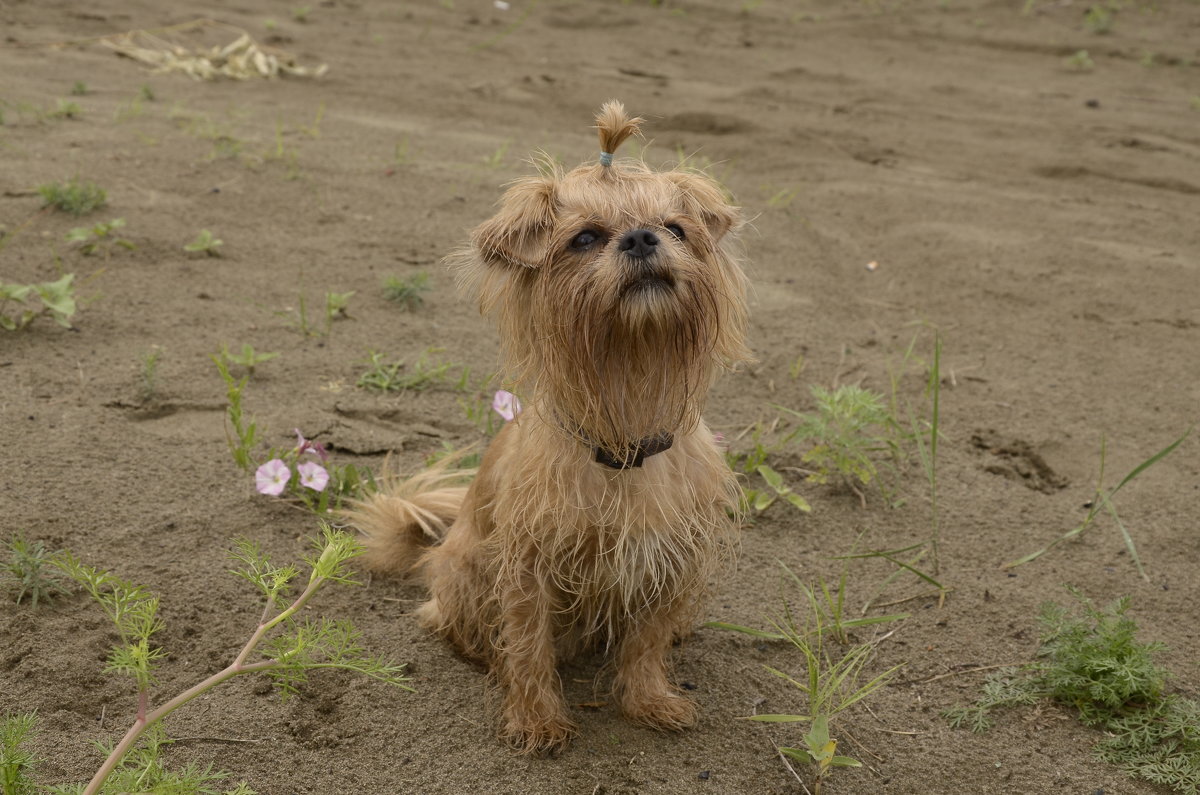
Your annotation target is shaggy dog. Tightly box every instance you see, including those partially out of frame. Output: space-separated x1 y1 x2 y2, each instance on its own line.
349 101 751 754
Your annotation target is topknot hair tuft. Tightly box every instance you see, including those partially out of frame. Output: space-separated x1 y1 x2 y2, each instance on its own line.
595 100 644 165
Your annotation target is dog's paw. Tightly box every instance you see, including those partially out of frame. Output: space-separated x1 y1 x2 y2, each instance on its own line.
500 709 577 756
621 691 697 732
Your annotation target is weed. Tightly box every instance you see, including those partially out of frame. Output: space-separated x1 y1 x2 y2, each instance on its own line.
300 103 325 139
1 711 38 795
183 229 223 256
458 380 516 437
1005 427 1191 578
219 343 279 376
425 441 482 470
482 138 512 169
779 385 897 508
54 526 409 794
1084 4 1114 34
138 84 155 102
292 5 312 23
37 178 107 216
0 274 78 331
1066 49 1095 71
323 290 354 333
392 135 412 166
709 563 908 647
765 186 798 210
945 589 1200 794
138 347 163 402
357 348 459 393
66 218 134 258
715 571 901 794
724 423 811 518
48 99 82 120
71 81 89 96
213 354 261 472
3 532 70 607
381 272 430 309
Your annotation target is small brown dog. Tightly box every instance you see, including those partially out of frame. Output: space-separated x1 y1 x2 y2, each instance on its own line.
350 101 751 754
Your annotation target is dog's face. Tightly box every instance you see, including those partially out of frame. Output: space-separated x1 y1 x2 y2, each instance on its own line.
456 106 751 450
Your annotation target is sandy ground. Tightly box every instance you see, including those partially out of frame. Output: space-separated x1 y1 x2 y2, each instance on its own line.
2 1 1199 793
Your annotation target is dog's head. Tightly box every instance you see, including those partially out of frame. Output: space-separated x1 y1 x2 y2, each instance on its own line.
457 101 751 450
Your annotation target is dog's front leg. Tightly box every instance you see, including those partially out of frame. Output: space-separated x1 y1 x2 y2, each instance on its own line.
496 572 576 754
613 608 697 731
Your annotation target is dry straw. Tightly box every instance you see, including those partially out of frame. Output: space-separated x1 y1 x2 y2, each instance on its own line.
99 19 328 81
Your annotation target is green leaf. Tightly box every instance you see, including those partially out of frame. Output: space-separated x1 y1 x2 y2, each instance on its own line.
757 464 784 492
829 756 861 768
783 492 812 513
703 621 786 639
746 713 812 723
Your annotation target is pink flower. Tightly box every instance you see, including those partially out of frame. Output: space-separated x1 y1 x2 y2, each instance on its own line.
297 461 329 492
492 390 522 422
294 428 329 462
255 459 291 496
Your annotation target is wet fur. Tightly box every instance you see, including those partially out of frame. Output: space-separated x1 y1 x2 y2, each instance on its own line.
348 101 751 754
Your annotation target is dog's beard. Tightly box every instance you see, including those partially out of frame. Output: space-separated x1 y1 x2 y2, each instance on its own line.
516 251 732 452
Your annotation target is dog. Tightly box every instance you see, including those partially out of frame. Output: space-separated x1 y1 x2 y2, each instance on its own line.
349 100 751 754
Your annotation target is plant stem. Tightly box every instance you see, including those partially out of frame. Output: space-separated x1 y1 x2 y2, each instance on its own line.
82 575 326 795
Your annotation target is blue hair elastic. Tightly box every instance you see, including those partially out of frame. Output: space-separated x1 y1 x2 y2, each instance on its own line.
599 151 614 167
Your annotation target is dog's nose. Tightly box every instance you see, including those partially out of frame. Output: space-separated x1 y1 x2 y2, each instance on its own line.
618 229 660 259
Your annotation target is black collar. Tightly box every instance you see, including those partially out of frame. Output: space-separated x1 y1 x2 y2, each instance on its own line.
593 432 674 470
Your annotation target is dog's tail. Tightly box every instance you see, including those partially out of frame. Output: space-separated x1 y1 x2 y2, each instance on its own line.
345 456 472 577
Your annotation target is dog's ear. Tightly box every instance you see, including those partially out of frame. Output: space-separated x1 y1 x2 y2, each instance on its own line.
472 177 557 269
669 171 740 244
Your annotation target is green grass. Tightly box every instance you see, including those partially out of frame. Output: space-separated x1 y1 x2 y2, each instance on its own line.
3 533 69 607
1 711 38 795
0 274 78 331
1005 427 1191 579
381 272 430 309
944 588 1200 793
37 178 107 216
357 349 459 393
712 567 903 793
779 384 898 508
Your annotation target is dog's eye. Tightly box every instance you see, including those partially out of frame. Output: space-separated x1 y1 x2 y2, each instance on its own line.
569 230 601 250
665 223 686 241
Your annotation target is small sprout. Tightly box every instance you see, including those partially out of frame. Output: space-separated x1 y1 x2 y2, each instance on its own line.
71 80 90 95
780 385 897 508
184 229 224 256
3 532 70 607
0 273 78 331
37 178 107 216
292 5 312 22
324 290 354 330
139 346 164 402
381 272 430 309
1083 4 1114 34
66 218 135 258
49 99 82 119
1065 49 1095 71
357 348 458 392
219 343 279 375
138 83 156 102
1 711 39 793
